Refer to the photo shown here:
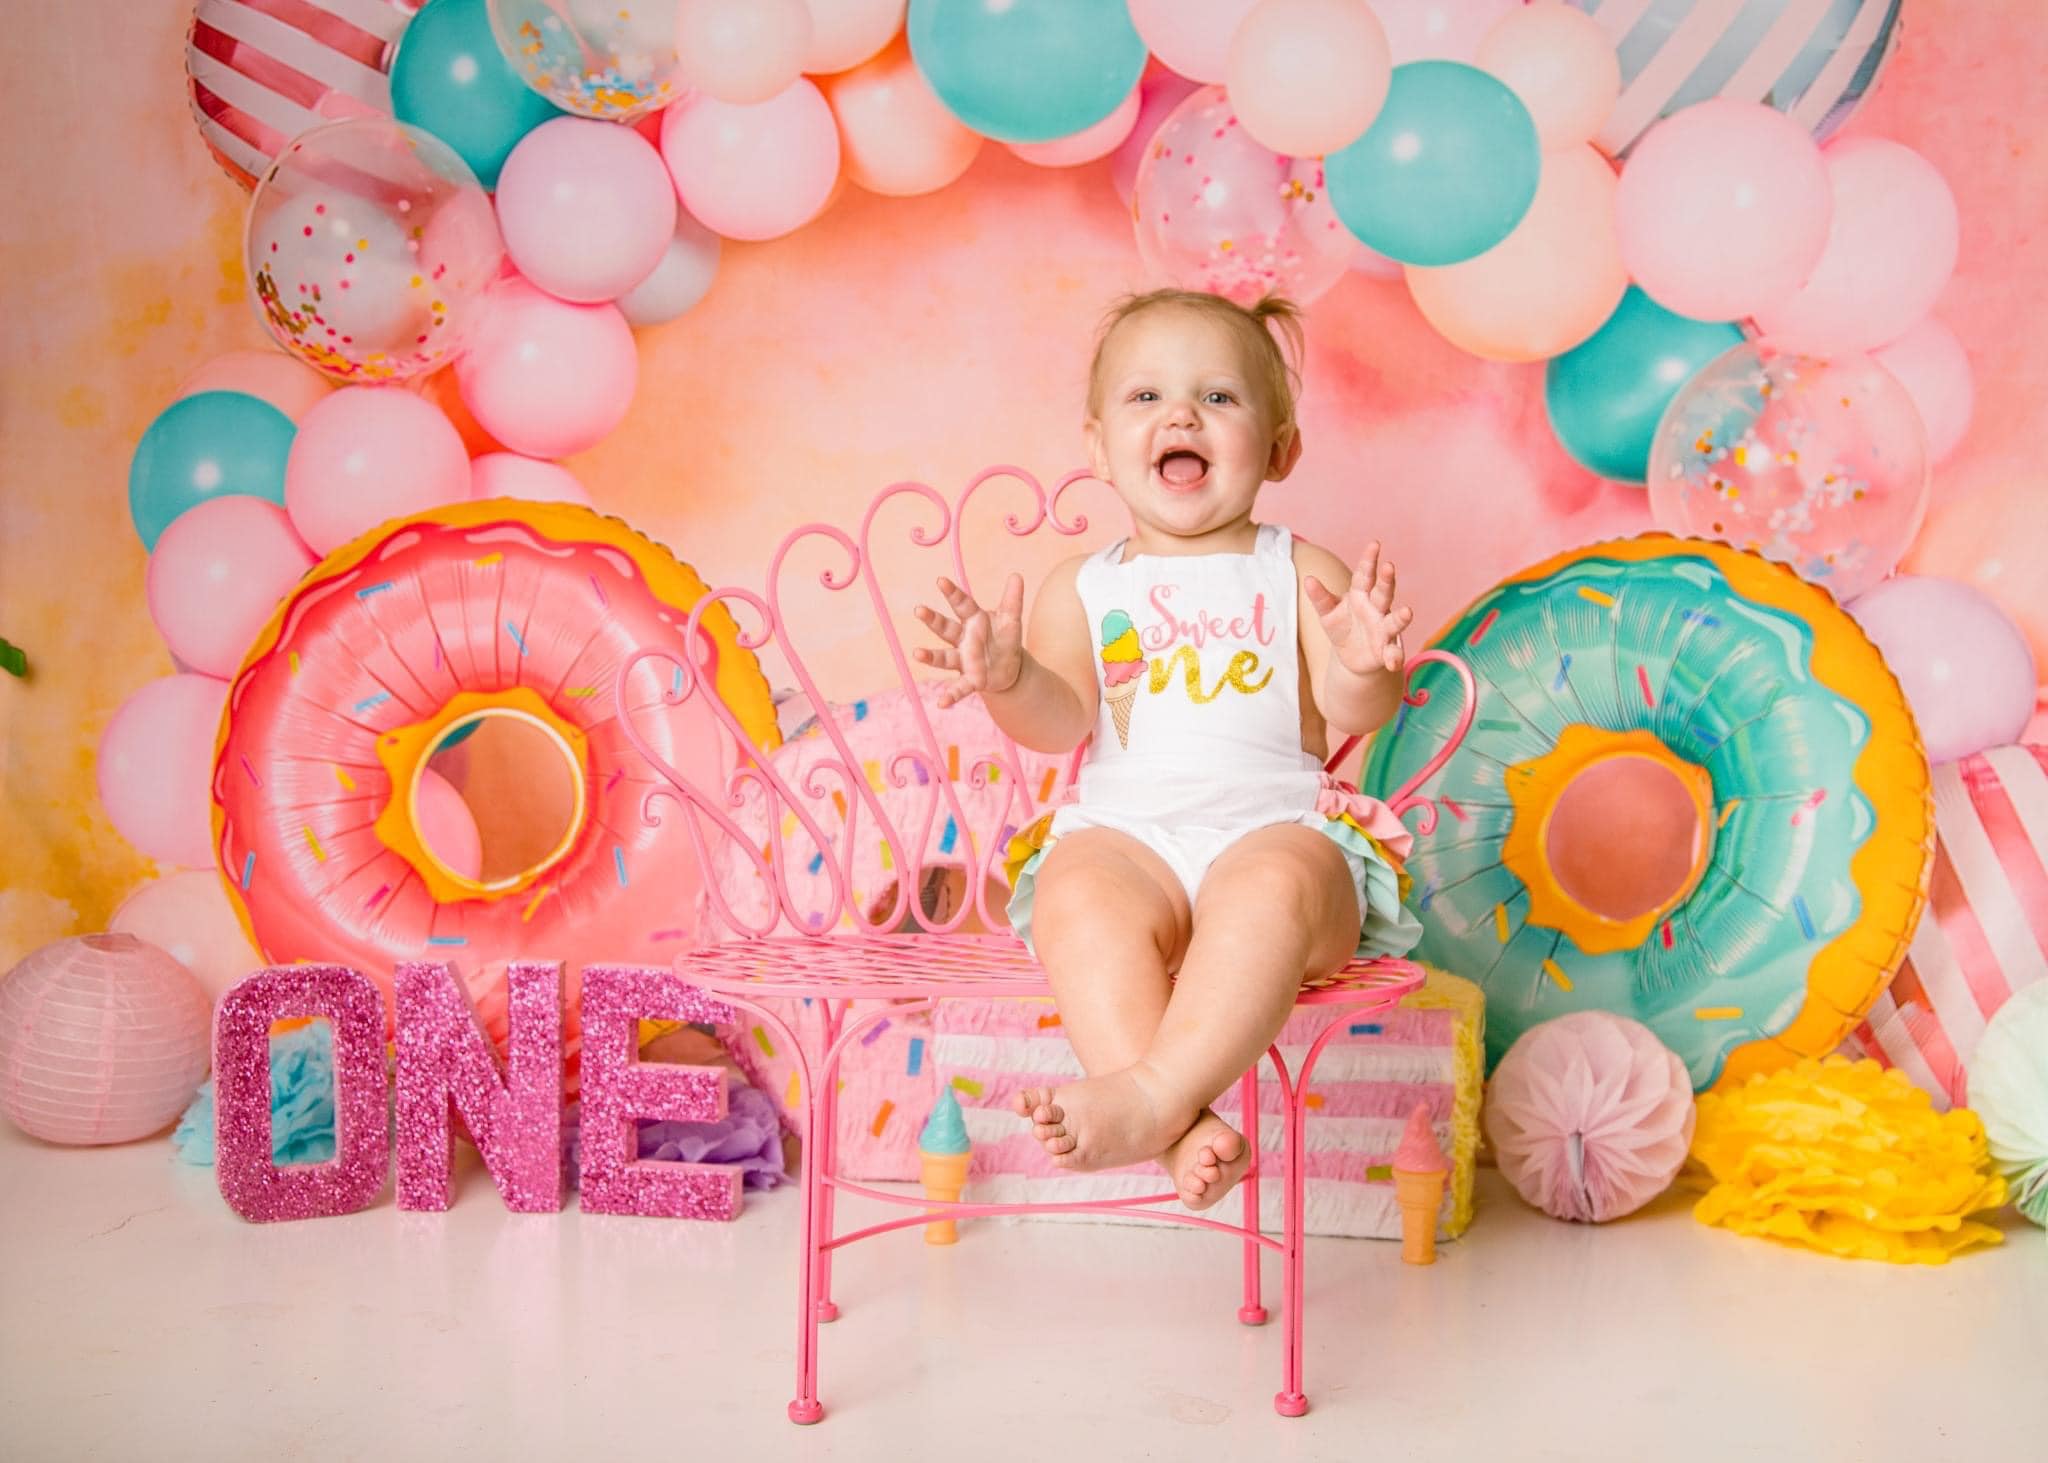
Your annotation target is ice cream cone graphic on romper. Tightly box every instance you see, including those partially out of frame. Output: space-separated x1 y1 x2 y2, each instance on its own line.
1392 1103 1449 1266
919 1086 973 1245
1099 610 1144 749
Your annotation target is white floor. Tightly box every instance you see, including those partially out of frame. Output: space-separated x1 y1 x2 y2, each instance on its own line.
1 1122 2042 1463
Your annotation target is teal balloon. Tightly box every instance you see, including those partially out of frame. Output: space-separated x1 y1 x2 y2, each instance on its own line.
391 0 563 190
128 391 295 551
1544 288 1746 484
907 0 1145 145
1326 62 1540 268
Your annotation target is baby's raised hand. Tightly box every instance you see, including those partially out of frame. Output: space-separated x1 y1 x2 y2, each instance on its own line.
913 573 1026 707
1306 541 1415 677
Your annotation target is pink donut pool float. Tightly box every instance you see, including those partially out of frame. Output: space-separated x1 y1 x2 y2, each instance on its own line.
211 501 780 1010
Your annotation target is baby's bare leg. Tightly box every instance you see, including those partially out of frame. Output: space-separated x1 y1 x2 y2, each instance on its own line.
1014 829 1188 1162
1024 824 1359 1183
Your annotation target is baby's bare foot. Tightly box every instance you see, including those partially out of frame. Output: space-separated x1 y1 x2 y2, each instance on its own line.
1165 1109 1252 1211
1011 1086 1073 1157
1013 1067 1190 1173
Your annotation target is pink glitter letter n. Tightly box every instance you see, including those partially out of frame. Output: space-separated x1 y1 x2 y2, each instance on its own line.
578 965 744 1220
213 965 389 1223
395 961 564 1214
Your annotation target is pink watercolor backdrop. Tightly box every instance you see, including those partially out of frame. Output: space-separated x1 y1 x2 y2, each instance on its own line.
1 2 2043 965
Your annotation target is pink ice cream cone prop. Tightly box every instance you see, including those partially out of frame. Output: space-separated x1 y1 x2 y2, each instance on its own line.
1099 610 1144 749
1392 1103 1449 1265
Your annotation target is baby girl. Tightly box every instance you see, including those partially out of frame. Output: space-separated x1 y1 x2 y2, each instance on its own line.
914 289 1421 1211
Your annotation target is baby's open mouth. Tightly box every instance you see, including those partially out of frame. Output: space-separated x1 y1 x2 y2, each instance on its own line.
1154 449 1209 491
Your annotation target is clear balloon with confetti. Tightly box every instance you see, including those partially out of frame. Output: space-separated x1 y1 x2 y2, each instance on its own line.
1646 342 1930 603
1130 84 1354 307
245 117 504 385
487 0 686 120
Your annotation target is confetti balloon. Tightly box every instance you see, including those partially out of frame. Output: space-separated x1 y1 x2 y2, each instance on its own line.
0 935 211 1145
487 0 685 119
1647 341 1930 603
245 117 504 384
1130 85 1355 307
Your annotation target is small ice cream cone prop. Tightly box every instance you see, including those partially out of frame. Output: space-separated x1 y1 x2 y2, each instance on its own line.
919 1087 973 1245
1392 1103 1449 1265
1098 610 1144 749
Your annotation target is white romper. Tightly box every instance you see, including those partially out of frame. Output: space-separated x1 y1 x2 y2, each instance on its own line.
1005 523 1422 959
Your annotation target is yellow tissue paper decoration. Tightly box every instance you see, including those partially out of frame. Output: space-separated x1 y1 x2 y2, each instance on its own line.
1686 1057 2007 1264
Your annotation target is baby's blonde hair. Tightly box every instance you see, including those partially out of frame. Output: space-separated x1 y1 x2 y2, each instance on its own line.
1086 289 1305 436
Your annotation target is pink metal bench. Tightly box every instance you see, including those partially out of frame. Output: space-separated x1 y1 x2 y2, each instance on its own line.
617 468 1476 1424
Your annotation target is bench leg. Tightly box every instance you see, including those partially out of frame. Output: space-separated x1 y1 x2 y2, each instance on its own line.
1275 1054 1310 1417
787 1033 826 1425
1237 1063 1266 1326
813 1015 841 1324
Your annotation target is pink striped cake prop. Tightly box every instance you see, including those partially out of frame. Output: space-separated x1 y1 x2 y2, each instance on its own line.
185 0 421 188
1848 744 2048 1109
935 969 1482 1240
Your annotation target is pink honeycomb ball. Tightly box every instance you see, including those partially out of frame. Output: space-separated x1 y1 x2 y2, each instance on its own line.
0 934 212 1145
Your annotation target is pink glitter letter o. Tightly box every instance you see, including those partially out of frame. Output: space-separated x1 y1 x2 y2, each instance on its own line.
213 965 389 1223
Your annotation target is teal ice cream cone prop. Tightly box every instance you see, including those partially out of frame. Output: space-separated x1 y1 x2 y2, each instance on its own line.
919 1087 973 1245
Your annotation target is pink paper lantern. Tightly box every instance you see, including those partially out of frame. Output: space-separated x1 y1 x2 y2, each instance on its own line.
0 935 211 1145
213 964 390 1222
395 961 562 1213
1484 1011 1695 1223
578 965 743 1220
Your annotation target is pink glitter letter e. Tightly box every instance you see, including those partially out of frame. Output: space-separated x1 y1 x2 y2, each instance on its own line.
213 965 389 1223
395 961 564 1213
578 965 743 1220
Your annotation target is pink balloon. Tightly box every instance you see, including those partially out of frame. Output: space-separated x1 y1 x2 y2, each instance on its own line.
1226 0 1391 159
110 871 267 1003
1109 66 1201 204
802 0 905 73
148 497 316 677
661 79 840 240
414 766 483 882
1753 138 1960 356
494 119 677 304
1615 99 1831 323
175 350 333 423
1132 85 1355 306
820 35 982 197
676 0 812 105
97 673 230 869
1008 86 1140 167
1476 1 1621 150
1851 576 2038 766
285 386 471 555
616 207 722 326
1128 0 1260 83
470 452 592 505
455 277 639 458
1874 318 1974 468
1405 144 1626 363
1375 0 1521 63
1905 490 2048 684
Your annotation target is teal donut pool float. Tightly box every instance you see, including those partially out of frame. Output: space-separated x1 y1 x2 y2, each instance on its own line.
1361 535 1931 1091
